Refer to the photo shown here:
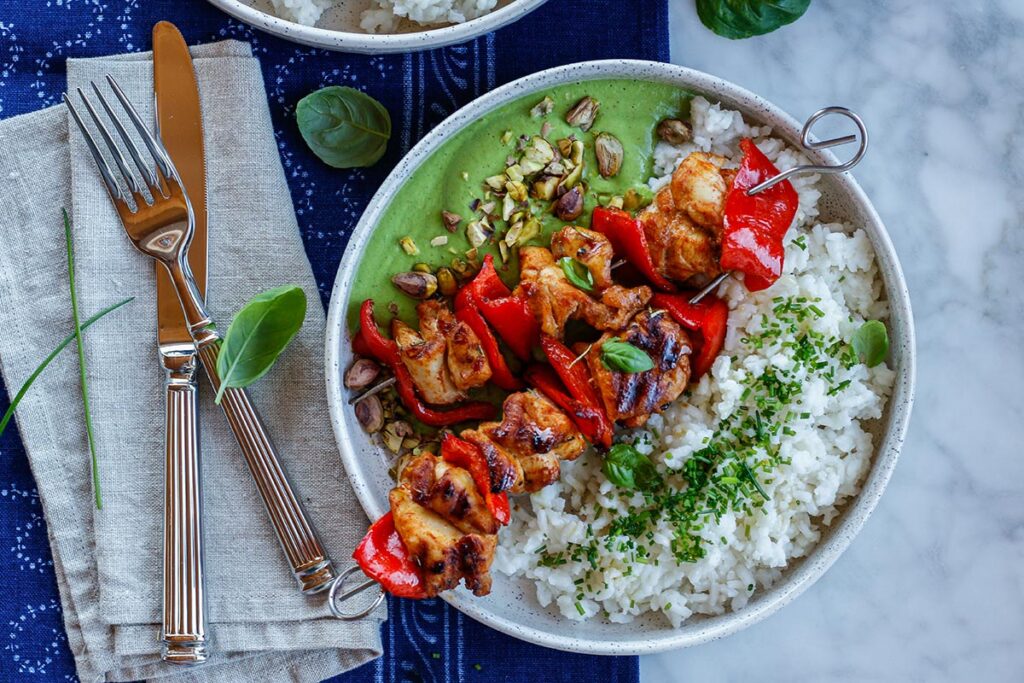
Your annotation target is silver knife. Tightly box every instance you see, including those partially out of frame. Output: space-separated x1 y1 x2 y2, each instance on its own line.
154 21 209 665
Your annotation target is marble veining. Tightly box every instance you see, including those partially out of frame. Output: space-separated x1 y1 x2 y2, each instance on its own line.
644 0 1023 680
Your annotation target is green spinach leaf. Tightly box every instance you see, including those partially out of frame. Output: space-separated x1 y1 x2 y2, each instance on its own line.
558 256 595 292
851 319 888 368
603 443 659 491
696 0 812 40
601 339 655 373
296 86 391 169
215 285 307 404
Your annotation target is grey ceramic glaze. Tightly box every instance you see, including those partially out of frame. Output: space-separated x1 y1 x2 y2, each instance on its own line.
324 61 916 655
206 0 546 54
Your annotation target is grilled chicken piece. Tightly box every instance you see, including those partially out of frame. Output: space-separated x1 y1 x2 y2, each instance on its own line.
585 310 692 428
400 453 498 535
550 225 615 291
639 152 733 285
464 391 586 493
390 487 496 597
418 301 492 391
516 246 651 340
391 301 491 405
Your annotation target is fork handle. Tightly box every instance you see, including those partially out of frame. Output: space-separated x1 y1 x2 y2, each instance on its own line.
161 349 209 664
194 332 337 593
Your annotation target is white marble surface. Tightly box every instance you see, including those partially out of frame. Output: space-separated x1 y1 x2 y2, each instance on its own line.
644 1 1024 680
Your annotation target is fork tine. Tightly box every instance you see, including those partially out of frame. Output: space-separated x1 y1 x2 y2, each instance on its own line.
63 93 126 202
105 74 177 184
76 86 144 198
90 81 161 199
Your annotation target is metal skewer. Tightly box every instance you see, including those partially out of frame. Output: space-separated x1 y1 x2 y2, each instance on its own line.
348 376 396 405
688 105 869 305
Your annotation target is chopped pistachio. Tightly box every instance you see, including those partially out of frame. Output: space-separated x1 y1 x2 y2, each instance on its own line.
540 121 552 139
565 96 600 131
530 95 555 118
501 193 516 221
399 236 419 255
498 239 509 262
520 216 541 244
500 129 514 144
608 195 625 209
595 132 624 178
519 136 556 175
412 262 433 273
466 218 493 248
657 118 692 144
391 271 438 299
543 160 566 177
506 180 528 203
485 174 507 191
436 267 458 296
623 186 654 211
569 139 585 166
556 138 573 157
450 258 474 279
461 171 469 181
430 235 449 247
355 395 384 434
531 175 560 201
504 220 525 248
344 358 381 390
505 164 525 182
441 210 462 232
554 186 584 221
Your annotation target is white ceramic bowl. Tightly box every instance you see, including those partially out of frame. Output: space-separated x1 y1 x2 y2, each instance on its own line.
206 0 548 53
325 60 916 654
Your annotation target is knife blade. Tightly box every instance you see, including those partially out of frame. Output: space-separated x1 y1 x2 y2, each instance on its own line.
154 21 207 320
153 21 210 665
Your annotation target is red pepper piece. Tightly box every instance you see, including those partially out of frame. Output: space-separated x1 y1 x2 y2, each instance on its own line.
350 328 374 358
721 139 799 292
477 294 539 361
440 433 511 525
538 336 614 448
590 206 676 292
464 253 512 300
651 292 729 379
352 511 427 599
454 291 524 392
525 364 613 450
358 299 496 427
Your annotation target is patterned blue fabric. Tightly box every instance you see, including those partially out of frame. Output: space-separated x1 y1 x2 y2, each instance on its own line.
0 1 667 680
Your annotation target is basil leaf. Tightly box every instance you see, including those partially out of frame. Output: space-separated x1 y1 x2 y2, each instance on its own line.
215 285 307 404
696 0 811 40
601 339 655 373
851 319 889 368
558 256 594 292
603 443 659 491
296 86 391 169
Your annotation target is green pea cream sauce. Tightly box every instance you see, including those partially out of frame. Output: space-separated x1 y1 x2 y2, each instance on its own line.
347 79 691 327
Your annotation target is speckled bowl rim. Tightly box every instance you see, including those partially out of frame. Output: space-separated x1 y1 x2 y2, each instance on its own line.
205 0 548 54
325 60 916 655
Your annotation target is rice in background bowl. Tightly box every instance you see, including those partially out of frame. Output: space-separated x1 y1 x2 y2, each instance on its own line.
268 0 502 31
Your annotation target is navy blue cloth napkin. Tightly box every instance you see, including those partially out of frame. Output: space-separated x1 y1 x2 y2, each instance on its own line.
0 0 667 680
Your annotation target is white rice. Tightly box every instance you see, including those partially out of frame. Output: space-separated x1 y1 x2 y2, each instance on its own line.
493 97 895 626
268 0 499 32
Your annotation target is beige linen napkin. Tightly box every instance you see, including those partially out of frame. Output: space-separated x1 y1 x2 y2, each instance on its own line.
0 40 383 682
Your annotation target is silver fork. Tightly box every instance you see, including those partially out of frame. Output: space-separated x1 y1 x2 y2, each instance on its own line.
64 76 338 594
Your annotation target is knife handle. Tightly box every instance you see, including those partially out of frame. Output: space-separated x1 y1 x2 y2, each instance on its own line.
161 348 209 664
193 332 337 593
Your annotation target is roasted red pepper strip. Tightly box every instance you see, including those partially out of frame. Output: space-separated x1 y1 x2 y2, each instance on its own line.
590 206 676 292
358 299 496 426
721 139 799 292
477 294 538 361
525 364 613 450
464 253 512 299
440 433 511 525
651 292 729 379
539 336 614 448
352 511 427 599
454 290 524 392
